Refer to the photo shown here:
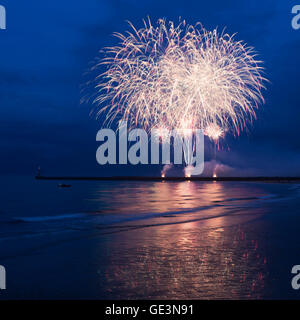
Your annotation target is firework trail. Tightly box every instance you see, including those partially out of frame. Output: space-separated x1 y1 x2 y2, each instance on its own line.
204 122 225 160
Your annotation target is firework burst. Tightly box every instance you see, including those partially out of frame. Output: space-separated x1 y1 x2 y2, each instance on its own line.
91 17 266 137
204 123 225 143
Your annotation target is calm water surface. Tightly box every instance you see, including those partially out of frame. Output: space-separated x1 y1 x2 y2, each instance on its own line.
0 176 300 299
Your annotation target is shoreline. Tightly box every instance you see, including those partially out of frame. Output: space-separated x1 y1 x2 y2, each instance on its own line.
35 176 300 182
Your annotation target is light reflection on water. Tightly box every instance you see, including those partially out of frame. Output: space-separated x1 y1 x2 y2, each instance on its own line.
90 181 274 299
2 177 299 299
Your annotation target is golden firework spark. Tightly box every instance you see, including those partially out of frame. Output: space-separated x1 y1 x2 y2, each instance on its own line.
204 123 224 142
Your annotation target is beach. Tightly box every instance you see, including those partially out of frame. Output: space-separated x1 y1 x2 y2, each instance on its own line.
1 176 300 299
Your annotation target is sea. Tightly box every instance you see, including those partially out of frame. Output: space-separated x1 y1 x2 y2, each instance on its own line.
0 175 300 299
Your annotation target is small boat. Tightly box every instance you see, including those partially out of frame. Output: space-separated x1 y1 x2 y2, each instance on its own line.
58 183 72 188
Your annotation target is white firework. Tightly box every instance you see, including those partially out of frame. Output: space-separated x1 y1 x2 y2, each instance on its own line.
91 17 266 136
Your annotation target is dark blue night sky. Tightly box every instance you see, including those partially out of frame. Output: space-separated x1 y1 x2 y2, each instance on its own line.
1 0 299 176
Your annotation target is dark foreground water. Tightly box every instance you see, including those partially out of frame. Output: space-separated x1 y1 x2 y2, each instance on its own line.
0 176 300 299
